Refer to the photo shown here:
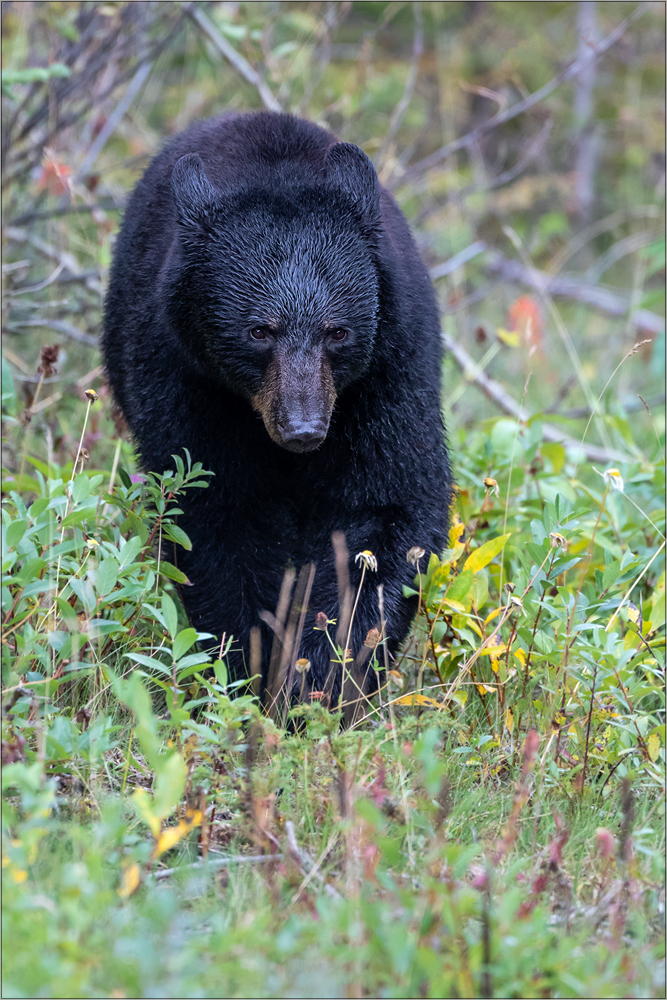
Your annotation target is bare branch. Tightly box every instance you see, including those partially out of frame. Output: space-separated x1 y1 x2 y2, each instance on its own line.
8 319 97 348
187 5 282 113
443 333 633 465
430 244 665 337
377 2 424 171
483 250 665 336
572 1 600 222
75 60 153 181
401 4 647 184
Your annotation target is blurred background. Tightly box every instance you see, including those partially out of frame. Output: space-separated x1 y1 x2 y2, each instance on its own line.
1 0 665 474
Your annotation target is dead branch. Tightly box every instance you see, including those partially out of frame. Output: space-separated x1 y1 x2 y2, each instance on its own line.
8 319 97 348
285 820 341 900
430 244 665 337
400 4 647 184
150 853 281 881
187 5 282 113
442 332 633 465
377 2 424 171
483 250 665 336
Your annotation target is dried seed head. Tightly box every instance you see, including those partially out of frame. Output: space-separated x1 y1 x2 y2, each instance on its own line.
503 582 516 595
110 401 130 438
406 546 426 567
510 595 525 614
38 344 59 378
603 468 624 492
595 827 616 859
364 627 382 649
84 389 99 403
355 549 378 572
549 531 568 552
483 477 499 497
315 612 328 630
627 601 643 631
388 670 404 689
295 658 311 675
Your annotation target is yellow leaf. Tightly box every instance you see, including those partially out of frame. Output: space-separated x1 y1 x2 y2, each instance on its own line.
484 606 504 626
463 534 511 573
12 867 28 884
432 564 453 585
480 644 506 657
497 327 520 347
448 518 465 545
505 708 514 733
647 733 661 762
441 597 465 613
476 684 495 695
118 863 141 898
133 787 161 838
394 694 442 708
154 809 202 858
514 648 526 667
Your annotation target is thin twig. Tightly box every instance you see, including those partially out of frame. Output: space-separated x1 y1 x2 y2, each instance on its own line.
149 853 282 881
400 4 647 183
75 61 153 181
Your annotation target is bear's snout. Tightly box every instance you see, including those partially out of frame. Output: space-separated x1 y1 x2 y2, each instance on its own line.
276 418 328 452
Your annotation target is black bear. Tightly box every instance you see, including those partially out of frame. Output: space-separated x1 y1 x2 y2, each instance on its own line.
103 111 452 710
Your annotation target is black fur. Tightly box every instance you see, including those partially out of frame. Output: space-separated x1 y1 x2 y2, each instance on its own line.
103 111 452 702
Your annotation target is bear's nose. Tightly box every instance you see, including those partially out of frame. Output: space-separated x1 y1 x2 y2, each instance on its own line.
278 421 328 452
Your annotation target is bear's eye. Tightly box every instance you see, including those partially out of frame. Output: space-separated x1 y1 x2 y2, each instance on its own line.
328 328 348 343
249 326 273 342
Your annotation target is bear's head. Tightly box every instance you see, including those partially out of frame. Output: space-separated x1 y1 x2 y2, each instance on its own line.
166 144 381 453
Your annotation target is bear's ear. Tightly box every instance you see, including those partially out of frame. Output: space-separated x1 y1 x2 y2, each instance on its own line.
171 154 217 229
324 142 380 221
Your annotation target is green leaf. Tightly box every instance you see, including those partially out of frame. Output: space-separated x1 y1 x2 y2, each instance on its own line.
125 652 172 677
152 752 187 820
120 510 149 544
4 518 27 550
541 442 566 474
158 561 190 584
118 535 144 569
95 558 119 598
173 628 198 661
463 534 511 572
213 659 228 689
447 570 475 605
162 523 192 550
2 63 70 84
117 467 133 489
1 352 17 415
70 474 90 504
162 593 179 640
470 571 488 610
